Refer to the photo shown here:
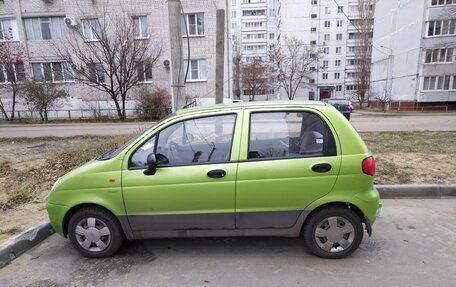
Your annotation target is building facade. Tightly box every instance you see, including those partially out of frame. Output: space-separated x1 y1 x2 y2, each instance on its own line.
0 0 229 118
277 0 374 101
370 0 456 109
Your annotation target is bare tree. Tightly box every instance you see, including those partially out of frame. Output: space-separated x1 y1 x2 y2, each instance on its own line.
20 80 68 121
241 57 274 101
352 0 375 109
270 36 320 100
54 6 162 120
371 85 391 112
0 40 26 121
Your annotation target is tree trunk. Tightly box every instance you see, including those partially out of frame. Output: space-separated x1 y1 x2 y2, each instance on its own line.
10 87 17 120
110 93 123 120
121 95 127 121
0 102 9 121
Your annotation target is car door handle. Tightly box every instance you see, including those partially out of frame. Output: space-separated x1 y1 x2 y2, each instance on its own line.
312 163 332 173
207 169 226 178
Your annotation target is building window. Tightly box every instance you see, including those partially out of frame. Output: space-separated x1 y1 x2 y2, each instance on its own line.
325 7 331 14
336 20 343 27
311 27 317 32
87 63 105 83
346 72 357 78
232 11 237 18
425 48 454 63
337 6 344 13
324 21 331 28
335 60 341 66
336 47 341 54
423 75 455 90
311 14 317 19
82 19 101 41
430 0 456 6
324 34 330 41
243 21 264 28
24 17 65 40
0 18 19 41
347 59 358 66
132 16 148 39
312 0 318 5
182 13 204 36
322 60 329 67
334 72 340 79
322 73 328 79
32 62 74 82
270 9 276 17
427 19 456 36
243 45 266 51
243 33 266 40
0 63 25 83
184 59 207 81
336 33 342 41
323 47 329 54
136 62 153 82
346 85 357 91
336 85 342 91
310 40 317 45
242 10 266 16
269 33 275 39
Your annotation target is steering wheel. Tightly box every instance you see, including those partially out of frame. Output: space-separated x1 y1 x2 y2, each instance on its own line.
168 141 182 163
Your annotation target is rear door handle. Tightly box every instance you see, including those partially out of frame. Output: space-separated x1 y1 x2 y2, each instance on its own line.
312 163 332 173
207 169 226 178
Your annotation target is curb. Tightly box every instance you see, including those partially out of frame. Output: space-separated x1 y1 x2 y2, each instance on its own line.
376 184 456 198
0 220 54 268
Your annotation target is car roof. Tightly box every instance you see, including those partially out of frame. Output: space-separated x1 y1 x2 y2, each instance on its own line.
176 100 326 115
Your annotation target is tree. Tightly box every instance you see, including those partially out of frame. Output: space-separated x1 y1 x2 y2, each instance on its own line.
371 85 391 112
0 40 26 121
352 0 375 109
20 80 68 121
240 57 274 101
54 6 162 120
270 36 320 100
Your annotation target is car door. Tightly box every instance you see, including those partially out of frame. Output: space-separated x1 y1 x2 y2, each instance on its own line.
121 112 241 232
235 108 341 229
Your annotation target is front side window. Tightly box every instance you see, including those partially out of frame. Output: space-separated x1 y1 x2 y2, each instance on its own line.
82 19 101 40
130 114 237 168
248 111 336 160
181 13 204 36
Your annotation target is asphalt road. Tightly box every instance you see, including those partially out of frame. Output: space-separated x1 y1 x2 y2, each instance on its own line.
0 113 455 138
0 199 455 287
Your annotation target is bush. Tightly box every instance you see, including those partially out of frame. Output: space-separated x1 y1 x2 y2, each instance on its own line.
136 87 172 120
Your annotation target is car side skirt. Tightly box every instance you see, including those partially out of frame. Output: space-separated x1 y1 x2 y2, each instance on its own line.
118 210 310 240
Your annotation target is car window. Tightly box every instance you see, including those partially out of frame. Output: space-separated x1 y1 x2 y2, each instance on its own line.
248 111 336 160
328 100 349 105
129 114 236 168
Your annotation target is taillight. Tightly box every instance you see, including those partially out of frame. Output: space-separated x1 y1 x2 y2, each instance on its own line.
362 156 375 176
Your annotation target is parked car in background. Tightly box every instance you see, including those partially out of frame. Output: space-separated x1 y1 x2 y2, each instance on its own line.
47 101 379 259
321 98 352 120
348 100 354 112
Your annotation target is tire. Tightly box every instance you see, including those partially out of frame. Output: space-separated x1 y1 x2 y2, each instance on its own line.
303 207 363 259
68 207 125 258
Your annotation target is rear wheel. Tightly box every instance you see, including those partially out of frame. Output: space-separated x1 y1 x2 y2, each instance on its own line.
68 207 125 258
304 207 363 259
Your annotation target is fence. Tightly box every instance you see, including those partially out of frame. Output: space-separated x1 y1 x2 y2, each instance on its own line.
0 108 172 122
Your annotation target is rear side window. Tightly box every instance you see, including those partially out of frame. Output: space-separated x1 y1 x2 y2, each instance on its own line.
248 111 336 160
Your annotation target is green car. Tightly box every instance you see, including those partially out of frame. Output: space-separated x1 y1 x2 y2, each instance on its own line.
47 101 379 259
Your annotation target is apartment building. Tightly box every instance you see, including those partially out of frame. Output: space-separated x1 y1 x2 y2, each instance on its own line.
370 0 456 109
0 0 229 115
277 0 374 101
229 0 280 100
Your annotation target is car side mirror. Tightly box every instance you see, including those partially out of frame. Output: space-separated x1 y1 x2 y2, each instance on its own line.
143 153 157 176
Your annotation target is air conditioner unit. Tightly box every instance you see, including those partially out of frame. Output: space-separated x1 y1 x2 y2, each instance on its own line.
64 17 78 28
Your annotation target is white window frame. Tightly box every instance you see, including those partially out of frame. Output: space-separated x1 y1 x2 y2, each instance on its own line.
31 62 74 83
424 48 454 63
430 0 456 6
427 19 456 37
334 72 340 79
0 18 19 41
82 18 101 41
137 62 153 83
0 63 25 84
336 33 342 41
182 13 204 37
184 59 207 81
422 75 456 91
133 16 149 39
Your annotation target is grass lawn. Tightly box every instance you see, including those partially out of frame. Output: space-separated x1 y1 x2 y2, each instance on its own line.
0 131 455 242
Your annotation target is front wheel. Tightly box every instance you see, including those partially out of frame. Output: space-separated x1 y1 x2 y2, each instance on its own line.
304 207 363 259
68 207 125 258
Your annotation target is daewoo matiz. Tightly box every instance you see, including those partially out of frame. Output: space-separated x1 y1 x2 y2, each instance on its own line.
47 101 379 259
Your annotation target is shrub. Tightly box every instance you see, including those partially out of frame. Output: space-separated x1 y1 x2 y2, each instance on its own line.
135 87 172 120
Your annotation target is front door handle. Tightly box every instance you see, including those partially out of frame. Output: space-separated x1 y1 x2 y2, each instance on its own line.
312 163 332 173
207 169 226 178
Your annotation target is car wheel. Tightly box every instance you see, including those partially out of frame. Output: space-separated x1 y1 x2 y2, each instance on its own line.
68 207 125 258
304 207 363 259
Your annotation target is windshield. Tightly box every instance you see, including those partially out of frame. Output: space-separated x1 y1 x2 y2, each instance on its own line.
328 100 349 105
96 113 175 161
